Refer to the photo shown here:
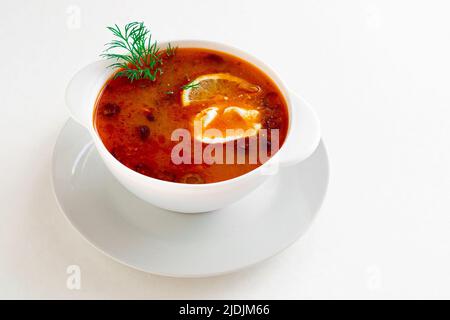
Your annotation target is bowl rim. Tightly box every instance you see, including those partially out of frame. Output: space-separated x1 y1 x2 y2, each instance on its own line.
90 39 294 189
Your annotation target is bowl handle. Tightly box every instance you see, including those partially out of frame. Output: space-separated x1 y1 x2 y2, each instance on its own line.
65 60 111 129
278 92 321 167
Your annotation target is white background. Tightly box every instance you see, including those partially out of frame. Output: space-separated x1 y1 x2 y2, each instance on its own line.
1 0 450 299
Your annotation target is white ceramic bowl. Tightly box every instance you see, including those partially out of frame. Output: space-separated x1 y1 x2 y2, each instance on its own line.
65 40 321 213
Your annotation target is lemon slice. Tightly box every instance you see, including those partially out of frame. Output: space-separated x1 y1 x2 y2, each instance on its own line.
193 106 262 143
181 73 260 106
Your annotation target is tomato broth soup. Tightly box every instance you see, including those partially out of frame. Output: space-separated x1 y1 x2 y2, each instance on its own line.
94 48 289 184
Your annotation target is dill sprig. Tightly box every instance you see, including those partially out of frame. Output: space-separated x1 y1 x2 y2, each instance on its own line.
101 22 175 82
164 83 199 95
181 82 200 90
166 43 177 57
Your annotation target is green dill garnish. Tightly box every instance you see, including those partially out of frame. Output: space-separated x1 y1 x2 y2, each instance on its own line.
181 82 200 90
101 22 175 82
166 43 177 57
164 82 198 95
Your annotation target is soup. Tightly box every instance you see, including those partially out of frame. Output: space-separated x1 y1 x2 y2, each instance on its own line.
94 48 289 184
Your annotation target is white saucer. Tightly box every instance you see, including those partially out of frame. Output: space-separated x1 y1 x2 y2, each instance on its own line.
52 119 329 277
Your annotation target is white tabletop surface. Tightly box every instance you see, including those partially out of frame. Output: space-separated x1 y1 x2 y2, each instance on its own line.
2 0 450 299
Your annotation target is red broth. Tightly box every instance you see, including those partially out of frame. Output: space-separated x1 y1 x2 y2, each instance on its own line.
94 48 289 183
